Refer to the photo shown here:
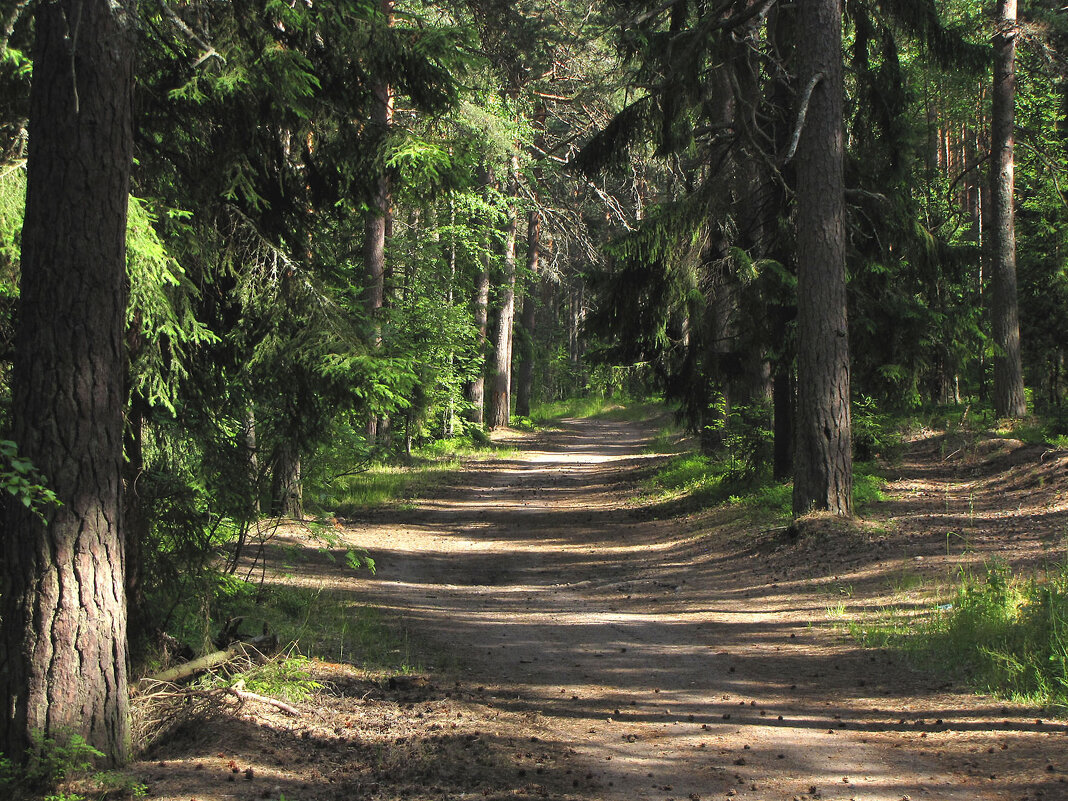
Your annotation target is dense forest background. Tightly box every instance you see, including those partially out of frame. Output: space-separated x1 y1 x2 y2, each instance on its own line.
1 0 1067 772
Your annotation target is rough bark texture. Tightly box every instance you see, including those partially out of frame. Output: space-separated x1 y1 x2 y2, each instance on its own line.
488 156 519 430
791 0 853 518
0 0 135 765
465 165 494 425
990 0 1027 419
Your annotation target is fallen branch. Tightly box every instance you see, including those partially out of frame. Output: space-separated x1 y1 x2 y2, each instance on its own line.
146 633 277 684
227 687 299 716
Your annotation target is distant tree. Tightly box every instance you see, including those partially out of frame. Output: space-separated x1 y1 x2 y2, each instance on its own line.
990 0 1027 418
0 0 136 764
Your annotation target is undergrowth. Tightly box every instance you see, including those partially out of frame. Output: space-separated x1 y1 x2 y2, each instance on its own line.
530 396 666 424
0 731 147 801
645 451 886 516
849 561 1068 713
308 432 515 515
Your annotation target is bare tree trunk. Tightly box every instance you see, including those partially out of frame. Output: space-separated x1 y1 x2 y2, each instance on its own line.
488 154 519 429
515 211 541 418
363 0 395 443
0 0 135 765
792 0 853 518
515 107 545 419
465 165 494 425
991 0 1027 418
270 444 303 519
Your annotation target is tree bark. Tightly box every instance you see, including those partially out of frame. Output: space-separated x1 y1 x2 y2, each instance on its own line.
487 155 519 429
270 445 303 519
990 0 1027 419
791 0 853 518
465 165 494 425
363 0 395 443
515 210 541 418
0 0 136 765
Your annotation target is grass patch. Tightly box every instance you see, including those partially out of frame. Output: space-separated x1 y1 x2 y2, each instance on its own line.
309 432 516 515
217 582 419 672
849 561 1068 712
644 452 887 517
322 460 459 513
530 396 667 424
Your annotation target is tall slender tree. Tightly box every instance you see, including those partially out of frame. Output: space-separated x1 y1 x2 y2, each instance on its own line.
364 0 396 444
990 0 1027 418
0 0 136 764
488 152 520 429
792 0 853 517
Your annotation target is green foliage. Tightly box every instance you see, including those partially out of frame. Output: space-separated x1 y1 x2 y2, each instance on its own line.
313 458 461 515
859 561 1068 710
926 563 1068 707
126 197 217 415
530 396 665 424
0 732 104 795
647 448 886 516
222 652 323 704
852 396 905 461
0 439 59 519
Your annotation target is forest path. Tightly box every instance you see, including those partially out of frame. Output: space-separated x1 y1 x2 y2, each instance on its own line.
136 415 1067 801
338 416 1064 801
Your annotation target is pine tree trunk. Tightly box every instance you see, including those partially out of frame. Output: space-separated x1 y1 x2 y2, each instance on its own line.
515 207 541 418
363 0 394 443
488 155 519 429
270 445 303 519
0 0 135 765
791 0 853 518
991 0 1027 419
465 165 494 425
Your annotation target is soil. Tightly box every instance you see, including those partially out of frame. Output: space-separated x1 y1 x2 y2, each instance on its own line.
129 416 1068 801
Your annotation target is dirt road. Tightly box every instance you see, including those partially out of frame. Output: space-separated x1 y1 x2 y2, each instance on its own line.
138 416 1068 801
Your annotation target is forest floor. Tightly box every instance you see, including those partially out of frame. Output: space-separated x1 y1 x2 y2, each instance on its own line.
130 415 1068 801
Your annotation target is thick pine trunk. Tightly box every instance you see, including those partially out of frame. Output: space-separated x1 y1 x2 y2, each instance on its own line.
0 0 135 765
991 0 1027 419
791 0 853 518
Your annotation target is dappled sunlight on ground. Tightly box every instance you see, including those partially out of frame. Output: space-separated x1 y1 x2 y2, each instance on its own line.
133 416 1068 801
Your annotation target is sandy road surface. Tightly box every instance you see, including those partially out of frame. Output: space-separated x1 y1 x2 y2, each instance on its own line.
136 415 1067 801
340 417 1067 801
